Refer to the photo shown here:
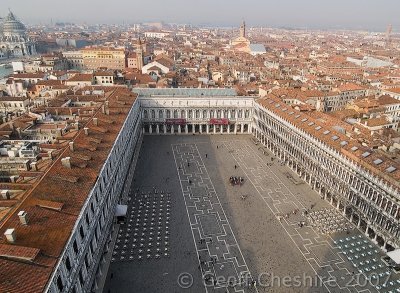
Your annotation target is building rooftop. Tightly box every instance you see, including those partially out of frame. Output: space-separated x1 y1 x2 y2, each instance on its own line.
256 96 400 190
132 88 237 97
0 87 137 293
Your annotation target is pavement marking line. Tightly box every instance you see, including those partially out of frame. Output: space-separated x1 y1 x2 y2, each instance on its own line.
172 142 259 293
222 140 335 292
172 143 208 293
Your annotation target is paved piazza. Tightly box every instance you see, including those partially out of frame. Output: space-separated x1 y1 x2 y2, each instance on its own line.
103 135 400 293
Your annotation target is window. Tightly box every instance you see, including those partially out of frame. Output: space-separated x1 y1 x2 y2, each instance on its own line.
151 110 155 119
79 270 84 286
166 110 171 118
94 226 99 242
66 257 72 271
73 240 78 254
79 226 85 239
85 213 90 226
159 110 163 119
57 276 64 292
84 254 89 269
174 110 178 118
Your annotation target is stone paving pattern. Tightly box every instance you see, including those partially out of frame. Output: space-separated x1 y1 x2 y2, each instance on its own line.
103 135 399 293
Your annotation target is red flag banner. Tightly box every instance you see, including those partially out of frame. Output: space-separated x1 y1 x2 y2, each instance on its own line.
209 118 229 125
165 118 186 125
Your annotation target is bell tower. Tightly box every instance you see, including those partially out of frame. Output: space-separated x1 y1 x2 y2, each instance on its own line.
136 37 144 71
240 21 246 38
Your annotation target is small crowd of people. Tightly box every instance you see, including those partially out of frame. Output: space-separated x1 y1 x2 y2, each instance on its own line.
229 176 244 186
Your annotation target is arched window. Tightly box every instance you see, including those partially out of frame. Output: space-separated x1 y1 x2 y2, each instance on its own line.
159 110 163 119
224 110 228 118
217 110 221 118
143 110 148 119
174 110 178 118
188 110 192 118
245 110 249 118
238 110 243 118
210 110 214 118
181 110 185 118
195 110 200 119
151 110 155 119
166 110 171 118
231 110 236 119
203 110 207 118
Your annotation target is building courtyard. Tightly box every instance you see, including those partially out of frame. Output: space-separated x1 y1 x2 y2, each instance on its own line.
103 135 399 293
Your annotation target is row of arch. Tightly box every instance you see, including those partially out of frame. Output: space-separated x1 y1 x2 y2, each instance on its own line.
142 108 251 120
253 106 400 250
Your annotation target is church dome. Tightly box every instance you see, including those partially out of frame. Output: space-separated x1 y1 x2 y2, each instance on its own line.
2 11 26 37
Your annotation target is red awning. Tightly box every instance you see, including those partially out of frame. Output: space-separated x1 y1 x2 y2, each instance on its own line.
209 118 229 125
165 118 186 125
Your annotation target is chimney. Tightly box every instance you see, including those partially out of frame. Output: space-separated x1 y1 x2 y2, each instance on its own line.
30 161 37 171
4 228 16 243
69 142 74 152
61 157 71 168
93 118 98 126
1 190 10 200
16 127 21 138
18 211 29 225
84 127 89 135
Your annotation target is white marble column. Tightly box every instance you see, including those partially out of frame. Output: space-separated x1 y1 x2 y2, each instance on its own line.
171 125 174 134
149 125 153 134
178 125 181 134
163 125 167 134
206 124 209 134
192 124 195 134
213 125 216 134
234 124 237 134
241 124 244 134
156 125 159 134
227 125 230 134
185 125 188 134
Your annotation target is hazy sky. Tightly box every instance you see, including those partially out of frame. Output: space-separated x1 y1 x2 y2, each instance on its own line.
2 0 399 31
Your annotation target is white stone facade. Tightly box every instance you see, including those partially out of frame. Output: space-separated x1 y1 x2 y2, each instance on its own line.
45 100 142 293
253 102 400 251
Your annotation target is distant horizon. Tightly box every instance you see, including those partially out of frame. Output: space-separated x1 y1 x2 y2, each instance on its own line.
1 0 399 32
